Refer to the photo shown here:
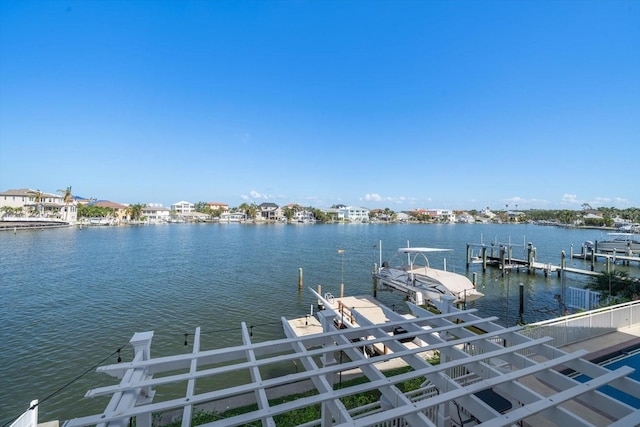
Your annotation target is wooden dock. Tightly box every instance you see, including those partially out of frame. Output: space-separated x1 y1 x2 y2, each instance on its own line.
571 247 640 265
467 239 640 279
288 295 431 358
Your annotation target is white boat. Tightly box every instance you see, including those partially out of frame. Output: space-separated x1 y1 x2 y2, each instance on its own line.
586 232 640 253
374 244 484 305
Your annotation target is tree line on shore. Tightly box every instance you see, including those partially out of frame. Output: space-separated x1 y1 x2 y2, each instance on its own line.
71 202 640 225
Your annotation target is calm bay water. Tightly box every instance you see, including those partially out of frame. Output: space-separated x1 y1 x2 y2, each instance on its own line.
0 223 623 422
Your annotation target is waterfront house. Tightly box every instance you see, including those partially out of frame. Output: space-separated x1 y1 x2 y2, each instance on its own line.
88 200 128 222
428 209 455 222
293 208 316 223
219 212 246 222
323 207 344 221
456 211 475 223
141 205 171 223
0 188 77 222
480 207 496 219
257 202 282 222
206 202 229 216
170 201 195 215
340 206 370 222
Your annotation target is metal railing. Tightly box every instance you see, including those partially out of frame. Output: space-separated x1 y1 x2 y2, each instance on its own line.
520 300 640 348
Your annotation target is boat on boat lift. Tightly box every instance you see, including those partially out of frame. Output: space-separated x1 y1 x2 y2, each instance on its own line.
373 242 483 306
584 232 640 254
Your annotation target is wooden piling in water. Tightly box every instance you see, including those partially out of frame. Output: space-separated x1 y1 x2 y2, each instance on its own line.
482 246 487 272
558 251 565 278
372 263 378 297
519 282 524 318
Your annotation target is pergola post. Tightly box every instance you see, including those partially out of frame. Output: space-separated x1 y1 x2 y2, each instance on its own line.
129 331 154 427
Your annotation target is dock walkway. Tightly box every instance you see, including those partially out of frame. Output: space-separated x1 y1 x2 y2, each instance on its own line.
287 294 433 359
467 240 640 278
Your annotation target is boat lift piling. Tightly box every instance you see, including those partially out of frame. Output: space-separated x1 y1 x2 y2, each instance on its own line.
317 284 323 310
519 282 525 323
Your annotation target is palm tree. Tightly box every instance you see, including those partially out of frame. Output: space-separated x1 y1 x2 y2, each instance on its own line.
0 206 15 218
238 202 258 222
27 189 45 217
126 203 145 222
283 206 298 223
57 186 73 221
238 203 250 218
247 203 258 222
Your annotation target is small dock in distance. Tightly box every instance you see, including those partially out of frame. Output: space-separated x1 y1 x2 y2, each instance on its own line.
466 238 640 279
570 243 640 266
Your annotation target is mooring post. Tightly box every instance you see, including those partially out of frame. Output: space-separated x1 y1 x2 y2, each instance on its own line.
558 250 566 278
472 272 477 288
372 263 378 297
500 246 506 276
298 267 303 290
519 282 524 320
482 246 487 272
466 244 471 268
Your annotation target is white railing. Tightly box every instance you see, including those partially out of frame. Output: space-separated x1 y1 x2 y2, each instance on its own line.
521 300 640 347
10 400 38 427
566 286 602 311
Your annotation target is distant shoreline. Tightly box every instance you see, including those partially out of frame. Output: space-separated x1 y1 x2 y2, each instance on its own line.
0 219 624 233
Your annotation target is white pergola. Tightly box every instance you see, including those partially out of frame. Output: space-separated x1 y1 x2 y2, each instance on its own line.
63 294 640 427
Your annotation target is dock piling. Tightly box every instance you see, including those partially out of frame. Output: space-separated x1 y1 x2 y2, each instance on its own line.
482 246 487 272
519 282 524 320
298 268 303 290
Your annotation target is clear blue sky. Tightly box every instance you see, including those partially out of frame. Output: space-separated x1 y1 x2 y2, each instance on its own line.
1 0 638 211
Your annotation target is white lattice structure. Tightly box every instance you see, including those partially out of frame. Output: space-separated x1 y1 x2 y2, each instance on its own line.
10 400 38 427
63 293 640 427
